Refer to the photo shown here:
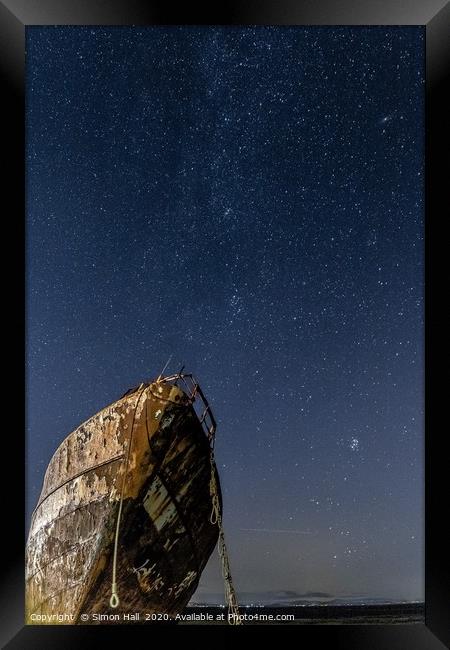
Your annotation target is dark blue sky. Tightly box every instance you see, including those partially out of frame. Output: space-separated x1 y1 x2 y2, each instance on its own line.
26 26 424 602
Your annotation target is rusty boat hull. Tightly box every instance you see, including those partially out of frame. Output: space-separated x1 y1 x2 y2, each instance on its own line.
26 375 220 624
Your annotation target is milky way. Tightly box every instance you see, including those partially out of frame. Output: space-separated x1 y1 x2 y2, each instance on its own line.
26 26 424 602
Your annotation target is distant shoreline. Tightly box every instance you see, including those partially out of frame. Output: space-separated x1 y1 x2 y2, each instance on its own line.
182 603 425 625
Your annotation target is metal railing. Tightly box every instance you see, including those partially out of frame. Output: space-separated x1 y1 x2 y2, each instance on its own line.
156 372 216 446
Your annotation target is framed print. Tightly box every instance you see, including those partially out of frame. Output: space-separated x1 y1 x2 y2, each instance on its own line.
1 1 448 647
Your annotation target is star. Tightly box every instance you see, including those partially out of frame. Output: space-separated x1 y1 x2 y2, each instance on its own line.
27 25 425 605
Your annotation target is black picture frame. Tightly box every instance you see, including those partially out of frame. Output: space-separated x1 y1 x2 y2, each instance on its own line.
2 1 448 647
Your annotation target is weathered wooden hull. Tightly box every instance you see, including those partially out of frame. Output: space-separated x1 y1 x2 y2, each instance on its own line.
26 379 220 624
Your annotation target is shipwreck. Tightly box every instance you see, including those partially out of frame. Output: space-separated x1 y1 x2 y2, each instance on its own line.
26 370 240 624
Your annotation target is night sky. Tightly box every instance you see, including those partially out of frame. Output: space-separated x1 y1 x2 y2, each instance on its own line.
26 26 424 604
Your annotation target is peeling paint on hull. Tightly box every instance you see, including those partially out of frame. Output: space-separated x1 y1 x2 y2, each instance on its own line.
26 380 220 624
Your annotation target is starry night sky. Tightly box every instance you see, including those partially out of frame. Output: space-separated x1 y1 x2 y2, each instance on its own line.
26 26 424 603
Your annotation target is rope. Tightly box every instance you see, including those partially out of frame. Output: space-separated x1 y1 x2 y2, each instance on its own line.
209 448 242 625
110 385 146 608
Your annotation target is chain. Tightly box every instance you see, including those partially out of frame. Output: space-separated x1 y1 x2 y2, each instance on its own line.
209 448 242 625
